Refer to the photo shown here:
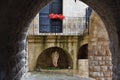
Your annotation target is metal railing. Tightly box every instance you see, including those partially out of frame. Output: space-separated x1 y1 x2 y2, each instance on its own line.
39 17 88 35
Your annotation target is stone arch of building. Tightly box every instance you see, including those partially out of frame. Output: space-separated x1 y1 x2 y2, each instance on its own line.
36 47 73 69
0 0 120 80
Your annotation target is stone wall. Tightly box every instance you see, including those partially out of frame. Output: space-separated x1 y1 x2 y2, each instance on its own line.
27 36 82 72
0 0 120 80
27 11 113 80
88 12 112 80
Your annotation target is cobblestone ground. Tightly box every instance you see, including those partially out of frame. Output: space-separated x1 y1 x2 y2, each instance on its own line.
21 72 95 80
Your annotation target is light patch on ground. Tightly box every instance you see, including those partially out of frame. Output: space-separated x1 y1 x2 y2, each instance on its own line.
21 72 95 80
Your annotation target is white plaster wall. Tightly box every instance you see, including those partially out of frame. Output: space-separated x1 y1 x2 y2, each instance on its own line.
63 0 88 17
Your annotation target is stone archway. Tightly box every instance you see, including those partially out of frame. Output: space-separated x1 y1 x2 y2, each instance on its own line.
36 47 73 69
88 11 113 79
0 0 120 80
78 44 88 59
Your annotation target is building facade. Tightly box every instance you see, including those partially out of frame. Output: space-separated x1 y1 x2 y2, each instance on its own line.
27 0 112 79
27 0 89 77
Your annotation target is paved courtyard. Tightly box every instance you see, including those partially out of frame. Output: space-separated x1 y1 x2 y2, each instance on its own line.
21 72 95 80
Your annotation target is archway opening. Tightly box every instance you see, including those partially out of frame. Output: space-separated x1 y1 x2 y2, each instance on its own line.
0 0 119 80
23 0 113 80
36 47 73 69
78 44 88 59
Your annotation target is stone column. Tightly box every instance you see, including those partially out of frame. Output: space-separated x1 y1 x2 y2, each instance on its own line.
72 44 77 74
88 12 112 80
89 40 112 80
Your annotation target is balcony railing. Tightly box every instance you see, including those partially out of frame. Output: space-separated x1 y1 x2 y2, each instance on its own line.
39 17 88 35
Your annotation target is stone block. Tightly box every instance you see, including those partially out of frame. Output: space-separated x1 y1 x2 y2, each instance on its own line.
94 61 99 66
103 72 111 77
89 61 96 66
100 50 107 56
94 51 98 56
99 50 106 56
97 78 105 80
110 72 112 77
100 66 108 72
89 56 94 60
108 66 112 71
100 72 104 77
89 72 99 78
93 72 101 77
95 56 102 61
102 57 106 60
98 45 102 50
89 50 94 56
90 38 97 42
89 72 93 77
94 66 100 72
89 66 94 71
105 61 112 66
105 78 112 80
105 56 112 60
98 61 106 66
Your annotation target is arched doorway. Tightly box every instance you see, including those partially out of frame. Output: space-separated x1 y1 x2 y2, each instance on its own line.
0 0 119 80
36 47 73 69
78 44 88 59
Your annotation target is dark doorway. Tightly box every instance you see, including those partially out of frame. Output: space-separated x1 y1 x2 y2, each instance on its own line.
78 44 88 59
36 47 72 69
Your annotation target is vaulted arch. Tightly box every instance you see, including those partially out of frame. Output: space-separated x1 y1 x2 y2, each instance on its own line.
0 0 120 80
36 47 73 69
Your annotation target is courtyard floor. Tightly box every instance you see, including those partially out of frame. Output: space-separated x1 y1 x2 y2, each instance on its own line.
21 71 95 80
